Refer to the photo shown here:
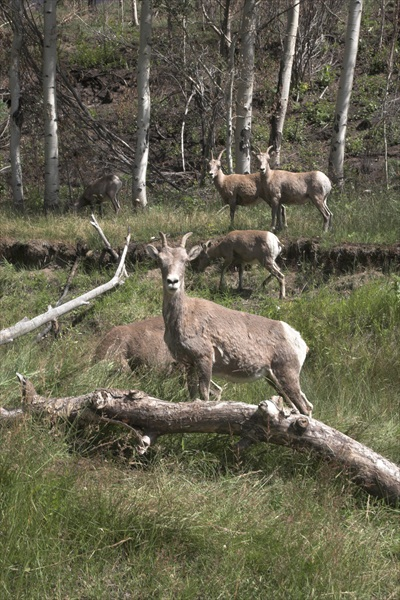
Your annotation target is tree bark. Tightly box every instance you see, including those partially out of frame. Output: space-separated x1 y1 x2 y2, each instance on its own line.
269 1 299 167
235 0 258 174
9 0 24 212
43 0 60 212
3 378 400 506
328 0 363 188
132 0 152 209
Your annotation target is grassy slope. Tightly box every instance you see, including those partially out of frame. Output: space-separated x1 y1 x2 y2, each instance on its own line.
1 196 400 599
1 3 400 599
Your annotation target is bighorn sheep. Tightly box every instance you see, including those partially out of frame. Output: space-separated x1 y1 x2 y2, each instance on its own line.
94 316 176 373
146 232 312 416
194 230 285 299
76 174 123 216
94 315 223 397
253 147 332 233
208 149 267 227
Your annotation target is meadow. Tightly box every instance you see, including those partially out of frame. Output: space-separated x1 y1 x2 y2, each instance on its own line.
1 186 400 599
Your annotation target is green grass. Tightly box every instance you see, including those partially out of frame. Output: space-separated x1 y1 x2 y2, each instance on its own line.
1 187 400 599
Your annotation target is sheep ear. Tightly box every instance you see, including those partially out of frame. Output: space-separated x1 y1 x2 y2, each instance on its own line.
146 244 159 260
187 245 202 261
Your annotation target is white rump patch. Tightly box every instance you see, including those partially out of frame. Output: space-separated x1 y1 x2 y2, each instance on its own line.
280 321 308 365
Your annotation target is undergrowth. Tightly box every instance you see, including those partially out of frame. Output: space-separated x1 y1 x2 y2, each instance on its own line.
1 188 400 599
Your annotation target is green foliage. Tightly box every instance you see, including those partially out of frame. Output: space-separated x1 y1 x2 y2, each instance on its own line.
72 35 126 69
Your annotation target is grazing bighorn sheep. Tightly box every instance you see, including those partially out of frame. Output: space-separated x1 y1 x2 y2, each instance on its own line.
76 174 123 216
94 316 176 373
194 230 285 299
253 147 332 233
146 232 312 416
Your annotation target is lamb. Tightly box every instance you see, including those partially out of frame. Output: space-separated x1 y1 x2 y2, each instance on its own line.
253 147 332 233
194 229 285 299
76 174 123 216
146 232 313 416
94 316 176 373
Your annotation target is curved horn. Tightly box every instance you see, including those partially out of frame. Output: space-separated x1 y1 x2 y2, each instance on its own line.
180 232 193 248
159 232 168 247
267 145 274 155
217 148 226 160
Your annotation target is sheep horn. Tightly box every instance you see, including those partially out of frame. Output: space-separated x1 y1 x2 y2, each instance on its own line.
217 148 226 160
159 232 168 247
180 232 193 248
267 145 274 155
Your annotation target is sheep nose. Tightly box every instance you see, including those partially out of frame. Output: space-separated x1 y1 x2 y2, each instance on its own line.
167 276 179 289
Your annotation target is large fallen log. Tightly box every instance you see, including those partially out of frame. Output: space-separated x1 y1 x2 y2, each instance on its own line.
1 375 399 506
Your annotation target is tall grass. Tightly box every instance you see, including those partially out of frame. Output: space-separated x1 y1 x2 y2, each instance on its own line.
1 195 400 599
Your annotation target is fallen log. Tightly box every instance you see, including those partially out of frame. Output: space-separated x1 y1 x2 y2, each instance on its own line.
1 375 399 506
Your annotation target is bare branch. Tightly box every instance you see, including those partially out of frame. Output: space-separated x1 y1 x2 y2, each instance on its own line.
0 233 131 345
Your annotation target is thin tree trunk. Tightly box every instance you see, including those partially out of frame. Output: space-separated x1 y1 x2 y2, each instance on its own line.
269 1 299 167
329 0 363 188
382 0 400 189
235 0 257 174
131 0 139 27
4 381 400 506
132 0 152 209
9 0 24 212
43 0 59 212
225 36 236 174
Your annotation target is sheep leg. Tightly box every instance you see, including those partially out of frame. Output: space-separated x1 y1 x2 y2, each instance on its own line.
261 259 285 299
270 203 281 232
238 264 245 290
229 202 236 228
313 195 332 232
265 367 312 416
219 258 232 290
186 365 199 399
197 357 213 401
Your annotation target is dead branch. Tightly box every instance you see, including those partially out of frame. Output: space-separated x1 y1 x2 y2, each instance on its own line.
36 254 81 341
2 375 400 506
90 214 129 278
0 233 130 345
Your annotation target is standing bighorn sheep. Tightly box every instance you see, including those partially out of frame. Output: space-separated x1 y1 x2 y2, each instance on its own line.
94 316 176 373
146 232 312 416
76 174 123 216
253 147 332 233
208 149 265 227
194 230 285 299
208 149 286 228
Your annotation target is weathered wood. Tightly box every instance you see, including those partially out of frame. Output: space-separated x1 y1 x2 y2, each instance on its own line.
0 233 130 345
1 376 400 506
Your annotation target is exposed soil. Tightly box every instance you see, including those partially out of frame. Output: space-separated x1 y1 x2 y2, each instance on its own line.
1 236 399 275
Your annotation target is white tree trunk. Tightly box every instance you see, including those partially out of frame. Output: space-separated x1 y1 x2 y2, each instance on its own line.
132 0 152 209
225 37 236 174
329 0 363 188
131 0 139 27
9 0 24 212
43 0 60 211
235 0 257 174
270 1 299 167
